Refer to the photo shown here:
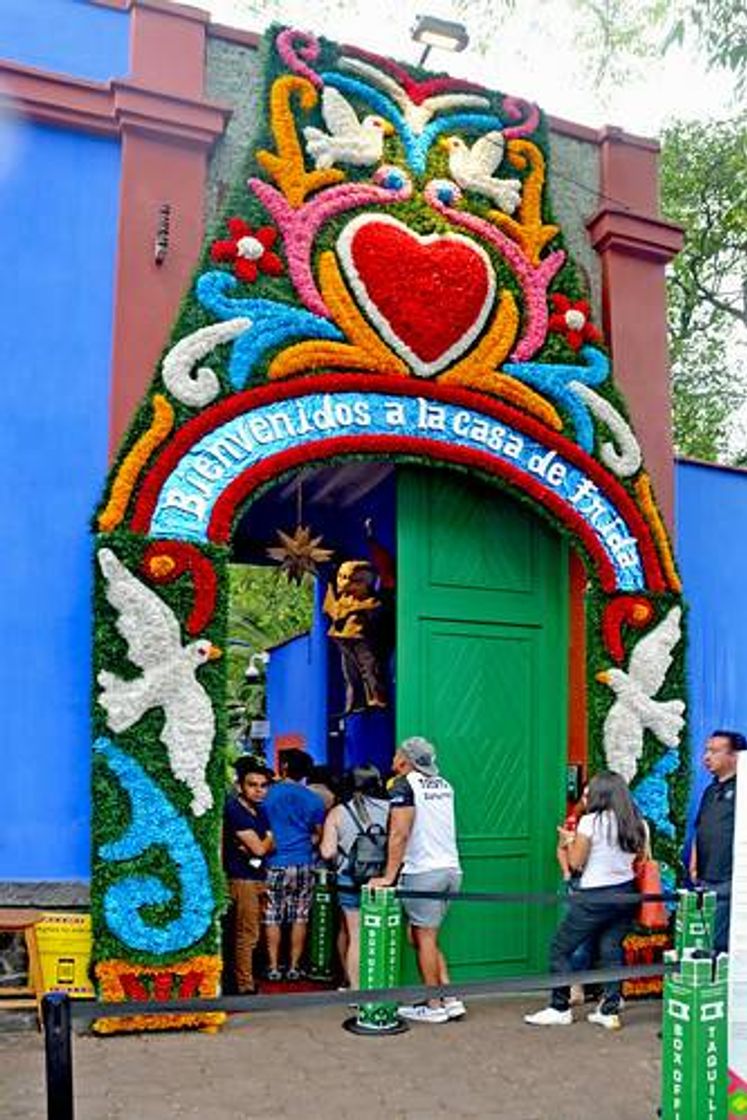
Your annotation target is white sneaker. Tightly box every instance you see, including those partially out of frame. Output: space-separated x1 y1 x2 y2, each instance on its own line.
524 1006 573 1026
399 1003 449 1024
443 997 466 1020
587 1008 621 1031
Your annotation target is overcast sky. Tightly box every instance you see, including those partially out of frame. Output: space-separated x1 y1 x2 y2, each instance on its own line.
193 0 736 136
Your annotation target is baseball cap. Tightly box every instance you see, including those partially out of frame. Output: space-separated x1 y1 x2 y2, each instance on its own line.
398 736 439 777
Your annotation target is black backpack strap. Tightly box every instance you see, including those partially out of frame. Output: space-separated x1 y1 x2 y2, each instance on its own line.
342 800 365 833
336 803 362 869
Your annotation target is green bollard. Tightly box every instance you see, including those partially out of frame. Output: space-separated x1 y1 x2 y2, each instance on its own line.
661 890 728 1120
661 951 728 1119
675 888 716 955
308 867 335 982
343 886 408 1035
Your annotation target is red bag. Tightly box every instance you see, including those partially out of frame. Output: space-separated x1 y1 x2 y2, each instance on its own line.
634 858 669 930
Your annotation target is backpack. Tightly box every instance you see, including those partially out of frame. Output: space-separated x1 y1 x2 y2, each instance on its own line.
340 800 387 885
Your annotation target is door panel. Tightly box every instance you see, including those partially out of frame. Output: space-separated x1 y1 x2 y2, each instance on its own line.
397 467 567 979
426 479 534 595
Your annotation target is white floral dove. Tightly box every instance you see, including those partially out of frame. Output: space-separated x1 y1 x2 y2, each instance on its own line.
597 605 685 784
440 131 522 214
96 547 221 816
303 86 393 170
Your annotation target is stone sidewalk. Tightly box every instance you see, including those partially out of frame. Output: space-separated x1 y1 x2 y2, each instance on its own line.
0 995 662 1119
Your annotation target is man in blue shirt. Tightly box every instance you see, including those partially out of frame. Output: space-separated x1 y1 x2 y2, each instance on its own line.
223 757 273 994
263 749 326 981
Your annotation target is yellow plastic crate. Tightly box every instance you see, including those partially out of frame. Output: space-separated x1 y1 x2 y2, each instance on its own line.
36 913 95 998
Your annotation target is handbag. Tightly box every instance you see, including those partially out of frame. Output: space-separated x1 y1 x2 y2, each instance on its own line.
634 857 669 930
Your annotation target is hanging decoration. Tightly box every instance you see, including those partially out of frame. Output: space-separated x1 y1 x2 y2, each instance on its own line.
266 525 334 583
265 479 334 583
323 555 394 712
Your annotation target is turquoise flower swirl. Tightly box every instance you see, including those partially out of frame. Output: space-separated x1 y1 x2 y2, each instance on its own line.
95 738 215 954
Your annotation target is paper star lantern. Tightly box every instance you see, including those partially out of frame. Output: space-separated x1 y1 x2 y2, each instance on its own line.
266 526 334 584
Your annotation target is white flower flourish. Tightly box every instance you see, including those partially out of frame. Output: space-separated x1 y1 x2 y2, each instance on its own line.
161 318 251 408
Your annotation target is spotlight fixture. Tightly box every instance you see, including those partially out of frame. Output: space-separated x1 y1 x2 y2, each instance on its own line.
410 14 469 67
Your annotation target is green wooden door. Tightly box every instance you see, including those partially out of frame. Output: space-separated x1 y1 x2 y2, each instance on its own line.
396 467 567 980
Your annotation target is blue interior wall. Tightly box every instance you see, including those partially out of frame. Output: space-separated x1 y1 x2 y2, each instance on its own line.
0 121 120 879
0 0 129 81
266 630 327 765
675 460 747 835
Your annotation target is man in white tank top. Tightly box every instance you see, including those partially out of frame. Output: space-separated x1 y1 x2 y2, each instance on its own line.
369 736 463 1024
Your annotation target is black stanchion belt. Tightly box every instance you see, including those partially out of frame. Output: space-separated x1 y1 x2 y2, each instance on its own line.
393 887 679 905
68 961 676 1028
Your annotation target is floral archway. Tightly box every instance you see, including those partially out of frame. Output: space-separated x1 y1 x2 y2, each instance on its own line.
92 25 686 1028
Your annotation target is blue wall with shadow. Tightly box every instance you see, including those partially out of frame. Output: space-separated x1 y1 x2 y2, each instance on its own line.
266 628 327 766
0 121 120 879
675 459 747 839
0 0 129 81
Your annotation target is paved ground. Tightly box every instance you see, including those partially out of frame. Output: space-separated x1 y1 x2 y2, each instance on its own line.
0 995 662 1120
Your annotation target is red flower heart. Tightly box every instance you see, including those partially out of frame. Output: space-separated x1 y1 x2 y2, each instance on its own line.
338 215 495 377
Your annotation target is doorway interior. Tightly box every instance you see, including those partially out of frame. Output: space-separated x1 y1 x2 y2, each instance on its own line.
227 461 569 979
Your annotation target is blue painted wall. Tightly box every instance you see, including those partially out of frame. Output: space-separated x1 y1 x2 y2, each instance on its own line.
0 121 120 879
0 0 129 81
266 628 327 765
675 459 747 836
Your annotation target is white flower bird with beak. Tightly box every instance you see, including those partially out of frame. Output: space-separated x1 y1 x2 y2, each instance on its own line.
303 86 393 170
96 548 221 816
439 131 522 214
597 605 685 783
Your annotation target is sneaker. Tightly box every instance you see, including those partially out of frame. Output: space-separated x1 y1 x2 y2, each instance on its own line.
398 1003 449 1024
587 1008 622 1031
443 997 467 1020
285 967 304 982
596 996 625 1013
265 968 283 982
524 1007 573 1026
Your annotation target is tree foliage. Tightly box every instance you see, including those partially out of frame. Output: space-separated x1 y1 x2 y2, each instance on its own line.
668 0 747 90
660 113 747 460
226 564 313 749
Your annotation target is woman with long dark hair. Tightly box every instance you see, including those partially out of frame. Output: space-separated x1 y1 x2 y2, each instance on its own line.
525 771 647 1031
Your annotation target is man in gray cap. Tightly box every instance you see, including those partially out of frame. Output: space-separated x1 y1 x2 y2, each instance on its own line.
370 736 463 1023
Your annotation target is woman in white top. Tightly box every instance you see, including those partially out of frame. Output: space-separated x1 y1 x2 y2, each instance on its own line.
320 765 389 987
525 771 647 1031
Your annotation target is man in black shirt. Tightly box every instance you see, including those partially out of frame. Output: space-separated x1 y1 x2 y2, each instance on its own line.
689 729 746 952
223 757 274 993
